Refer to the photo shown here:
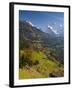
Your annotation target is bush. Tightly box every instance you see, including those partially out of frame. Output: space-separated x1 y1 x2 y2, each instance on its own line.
19 55 27 68
49 73 56 77
34 60 39 65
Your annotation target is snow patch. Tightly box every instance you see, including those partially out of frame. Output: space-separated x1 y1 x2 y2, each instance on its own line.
48 25 58 35
48 25 53 30
27 21 35 27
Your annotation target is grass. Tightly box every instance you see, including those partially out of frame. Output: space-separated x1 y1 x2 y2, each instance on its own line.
19 49 64 79
19 68 46 79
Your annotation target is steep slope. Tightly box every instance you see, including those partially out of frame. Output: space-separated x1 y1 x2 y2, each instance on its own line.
19 20 64 64
19 20 45 41
19 20 64 79
19 49 64 79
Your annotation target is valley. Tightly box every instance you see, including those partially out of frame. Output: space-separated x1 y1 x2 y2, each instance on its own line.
19 20 64 79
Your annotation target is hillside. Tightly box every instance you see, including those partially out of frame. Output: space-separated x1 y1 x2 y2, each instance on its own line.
19 20 64 79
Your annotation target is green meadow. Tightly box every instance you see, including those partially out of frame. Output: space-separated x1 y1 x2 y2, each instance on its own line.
19 49 64 79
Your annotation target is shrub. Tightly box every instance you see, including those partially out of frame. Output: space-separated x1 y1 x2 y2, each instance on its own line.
34 60 39 65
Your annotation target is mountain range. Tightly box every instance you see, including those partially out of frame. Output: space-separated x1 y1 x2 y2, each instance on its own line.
19 20 64 63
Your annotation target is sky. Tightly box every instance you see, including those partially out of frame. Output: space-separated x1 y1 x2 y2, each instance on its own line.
19 10 64 33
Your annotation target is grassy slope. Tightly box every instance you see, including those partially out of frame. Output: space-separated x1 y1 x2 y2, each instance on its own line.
19 50 64 79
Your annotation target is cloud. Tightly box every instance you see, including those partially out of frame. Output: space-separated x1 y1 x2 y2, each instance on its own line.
60 24 63 28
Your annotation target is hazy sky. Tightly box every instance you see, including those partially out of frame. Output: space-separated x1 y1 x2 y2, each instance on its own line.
19 10 64 32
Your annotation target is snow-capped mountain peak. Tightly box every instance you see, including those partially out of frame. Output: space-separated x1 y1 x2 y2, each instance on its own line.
48 25 53 30
47 25 58 35
26 21 41 30
27 21 35 27
51 29 58 35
